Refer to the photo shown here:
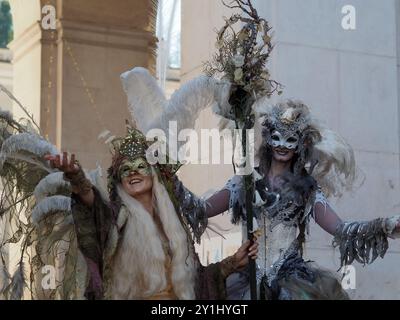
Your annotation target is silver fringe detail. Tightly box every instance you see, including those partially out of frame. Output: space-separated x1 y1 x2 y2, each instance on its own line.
333 218 389 267
173 178 208 243
265 240 301 286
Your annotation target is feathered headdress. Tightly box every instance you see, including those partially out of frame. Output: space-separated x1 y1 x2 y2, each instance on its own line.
258 100 356 197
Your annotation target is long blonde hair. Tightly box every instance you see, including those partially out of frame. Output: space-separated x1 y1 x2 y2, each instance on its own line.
108 170 196 299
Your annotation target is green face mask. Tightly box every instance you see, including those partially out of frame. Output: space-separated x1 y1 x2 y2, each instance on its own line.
118 157 152 180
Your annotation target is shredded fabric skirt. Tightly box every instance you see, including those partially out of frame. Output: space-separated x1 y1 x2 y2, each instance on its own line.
226 255 349 300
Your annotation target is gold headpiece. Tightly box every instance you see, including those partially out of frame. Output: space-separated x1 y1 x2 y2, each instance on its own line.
111 127 149 162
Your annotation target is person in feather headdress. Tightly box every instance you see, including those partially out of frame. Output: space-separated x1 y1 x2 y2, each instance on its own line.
171 99 400 300
44 127 258 300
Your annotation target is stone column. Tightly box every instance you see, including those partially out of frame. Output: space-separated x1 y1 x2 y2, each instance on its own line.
9 0 158 170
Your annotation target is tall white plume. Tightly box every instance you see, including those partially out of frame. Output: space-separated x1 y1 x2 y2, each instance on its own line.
120 67 167 133
311 127 356 197
120 67 232 164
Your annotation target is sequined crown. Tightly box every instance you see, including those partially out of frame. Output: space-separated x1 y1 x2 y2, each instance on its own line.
114 128 148 161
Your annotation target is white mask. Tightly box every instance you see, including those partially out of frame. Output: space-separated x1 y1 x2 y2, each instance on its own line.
270 130 299 150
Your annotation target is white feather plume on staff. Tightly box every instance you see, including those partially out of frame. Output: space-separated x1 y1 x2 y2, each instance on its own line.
120 67 167 133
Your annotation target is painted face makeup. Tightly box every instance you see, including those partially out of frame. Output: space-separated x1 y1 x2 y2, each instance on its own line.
270 130 299 150
118 157 152 180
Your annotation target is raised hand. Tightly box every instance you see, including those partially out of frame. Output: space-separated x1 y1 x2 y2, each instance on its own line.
45 152 79 174
44 152 94 206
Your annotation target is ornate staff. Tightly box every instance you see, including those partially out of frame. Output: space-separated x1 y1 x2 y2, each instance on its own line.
205 0 282 300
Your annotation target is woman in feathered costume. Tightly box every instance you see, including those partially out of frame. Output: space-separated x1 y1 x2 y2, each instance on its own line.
200 99 400 300
43 128 258 300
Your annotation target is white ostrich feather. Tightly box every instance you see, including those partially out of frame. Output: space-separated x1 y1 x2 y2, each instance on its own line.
32 196 71 226
34 172 71 202
156 75 224 162
210 80 232 119
120 67 167 133
253 96 273 116
312 127 356 197
120 67 231 164
98 130 111 140
98 130 116 145
120 68 229 135
33 165 107 204
0 133 58 171
158 75 219 134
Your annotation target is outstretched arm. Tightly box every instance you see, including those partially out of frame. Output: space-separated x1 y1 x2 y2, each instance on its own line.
314 200 400 237
205 189 230 218
314 202 343 236
45 152 114 299
313 196 400 267
45 152 95 207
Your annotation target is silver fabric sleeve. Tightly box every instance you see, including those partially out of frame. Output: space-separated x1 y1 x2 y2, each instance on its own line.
173 176 208 243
